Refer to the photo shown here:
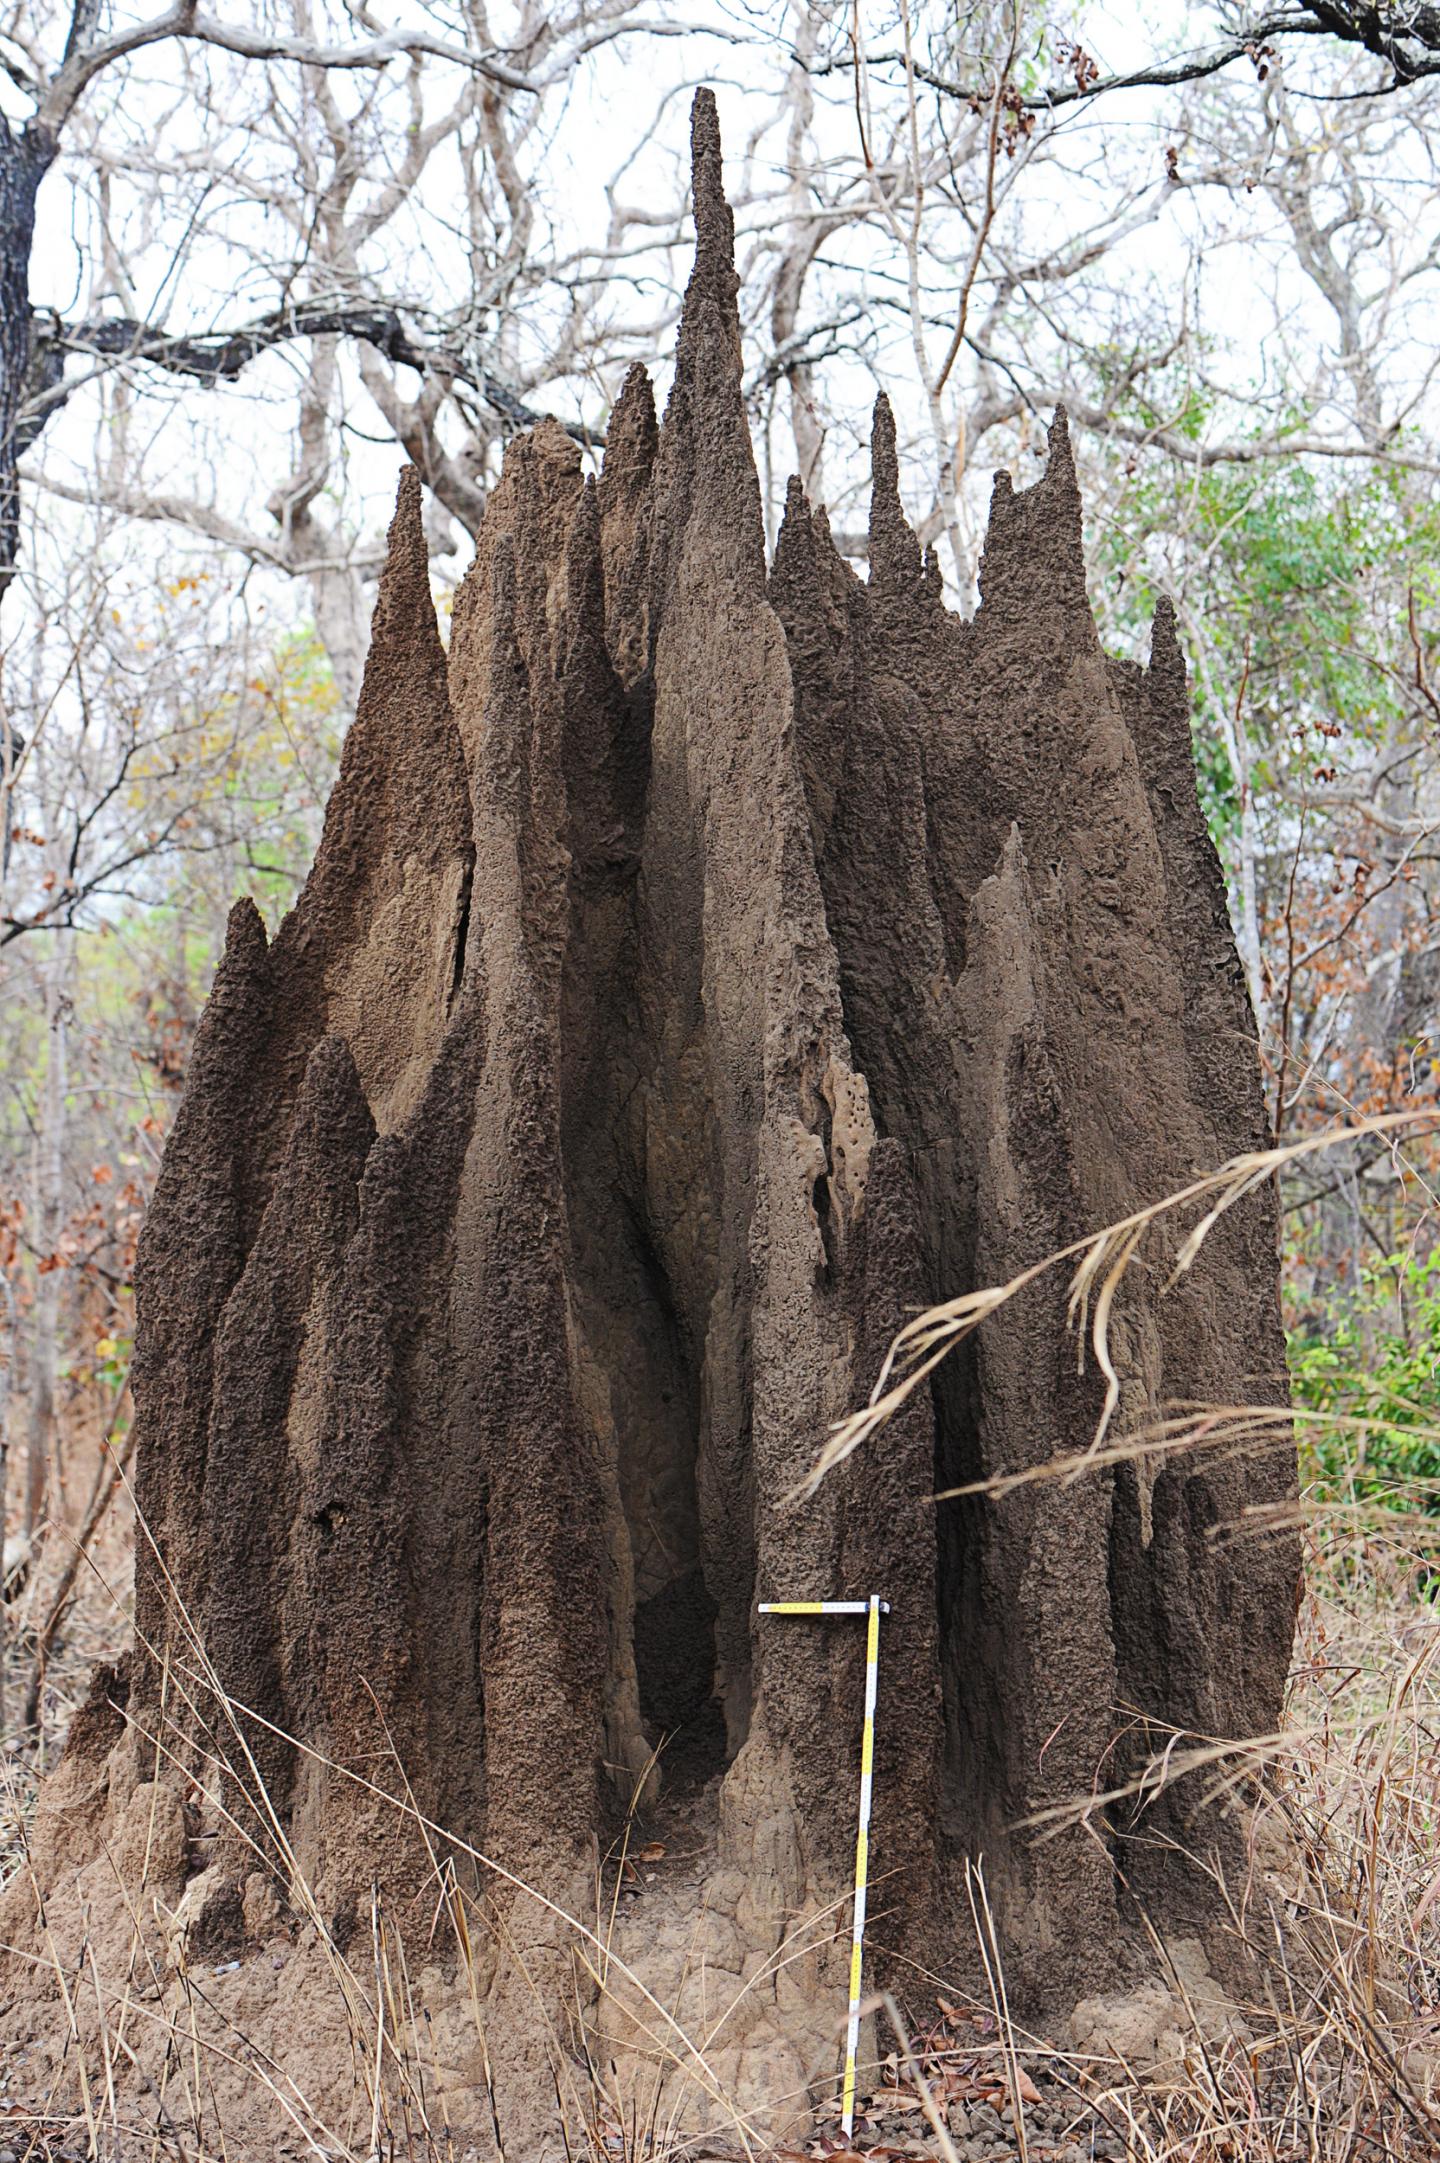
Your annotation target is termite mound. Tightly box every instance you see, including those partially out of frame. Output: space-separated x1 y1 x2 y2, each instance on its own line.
0 90 1297 2156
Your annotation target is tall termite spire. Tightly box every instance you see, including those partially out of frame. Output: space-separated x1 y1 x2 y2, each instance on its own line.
867 393 924 595
648 86 766 606
687 86 739 332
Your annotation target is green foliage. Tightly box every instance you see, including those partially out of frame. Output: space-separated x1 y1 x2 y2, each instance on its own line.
1090 380 1440 851
0 601 344 1410
1288 1250 1440 1524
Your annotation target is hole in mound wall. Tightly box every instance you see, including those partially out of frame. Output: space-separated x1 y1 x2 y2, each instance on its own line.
633 1564 726 1785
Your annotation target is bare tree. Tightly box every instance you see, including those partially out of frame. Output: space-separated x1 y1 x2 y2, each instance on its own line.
824 5 1440 116
0 0 701 617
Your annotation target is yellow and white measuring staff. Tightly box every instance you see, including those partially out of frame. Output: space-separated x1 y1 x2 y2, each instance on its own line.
758 1594 888 2137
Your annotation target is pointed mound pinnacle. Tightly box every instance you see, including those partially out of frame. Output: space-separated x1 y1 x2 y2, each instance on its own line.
2 89 1298 2159
979 403 1092 634
867 393 924 594
688 87 738 321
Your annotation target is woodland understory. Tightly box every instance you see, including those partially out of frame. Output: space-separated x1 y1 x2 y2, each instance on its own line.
4 4 1440 2159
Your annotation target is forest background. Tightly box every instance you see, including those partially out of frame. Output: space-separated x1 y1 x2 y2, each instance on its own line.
3 0 1440 1794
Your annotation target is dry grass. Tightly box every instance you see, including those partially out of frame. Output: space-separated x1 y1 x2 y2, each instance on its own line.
2 1119 1439 2158
0 1490 1433 2162
801 1110 1439 1500
2 1429 134 1889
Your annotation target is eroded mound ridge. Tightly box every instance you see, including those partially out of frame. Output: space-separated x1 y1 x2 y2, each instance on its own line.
1 91 1298 2148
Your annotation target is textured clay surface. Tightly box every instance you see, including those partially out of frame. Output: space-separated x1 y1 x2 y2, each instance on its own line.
0 92 1298 2156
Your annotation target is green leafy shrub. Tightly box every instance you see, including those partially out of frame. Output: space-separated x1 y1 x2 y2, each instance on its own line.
1288 1250 1440 1528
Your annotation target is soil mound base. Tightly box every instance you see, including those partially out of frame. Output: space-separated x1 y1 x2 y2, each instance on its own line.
0 89 1297 2156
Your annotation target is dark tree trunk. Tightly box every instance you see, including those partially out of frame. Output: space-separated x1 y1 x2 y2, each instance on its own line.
0 93 1300 2158
0 117 52 608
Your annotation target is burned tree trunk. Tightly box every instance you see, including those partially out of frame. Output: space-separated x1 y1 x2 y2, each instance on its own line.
0 93 1297 2151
